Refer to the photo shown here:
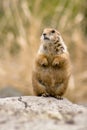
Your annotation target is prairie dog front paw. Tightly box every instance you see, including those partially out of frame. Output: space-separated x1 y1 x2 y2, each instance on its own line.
36 55 48 67
52 58 59 67
40 57 48 67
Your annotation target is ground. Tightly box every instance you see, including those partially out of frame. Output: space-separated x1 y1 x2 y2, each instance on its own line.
0 96 87 130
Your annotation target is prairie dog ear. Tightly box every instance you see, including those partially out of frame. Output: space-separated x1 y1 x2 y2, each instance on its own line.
56 30 60 35
56 31 60 42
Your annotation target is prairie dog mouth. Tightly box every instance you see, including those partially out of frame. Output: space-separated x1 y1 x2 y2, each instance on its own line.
41 35 50 41
44 36 50 40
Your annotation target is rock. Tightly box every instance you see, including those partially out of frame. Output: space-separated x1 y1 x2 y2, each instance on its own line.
0 96 87 130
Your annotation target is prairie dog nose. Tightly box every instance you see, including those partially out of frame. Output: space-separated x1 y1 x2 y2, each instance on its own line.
43 33 46 36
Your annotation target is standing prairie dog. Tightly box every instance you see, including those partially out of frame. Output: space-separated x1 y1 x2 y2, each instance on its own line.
32 28 71 99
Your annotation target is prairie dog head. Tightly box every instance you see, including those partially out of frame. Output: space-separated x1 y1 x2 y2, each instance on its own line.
40 28 60 44
39 28 67 54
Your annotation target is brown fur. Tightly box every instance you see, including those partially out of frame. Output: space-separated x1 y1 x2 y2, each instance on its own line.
32 28 71 98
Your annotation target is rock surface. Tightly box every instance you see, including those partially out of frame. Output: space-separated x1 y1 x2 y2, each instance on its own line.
0 96 87 130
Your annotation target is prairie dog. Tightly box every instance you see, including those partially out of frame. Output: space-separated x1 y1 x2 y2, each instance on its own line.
32 28 71 99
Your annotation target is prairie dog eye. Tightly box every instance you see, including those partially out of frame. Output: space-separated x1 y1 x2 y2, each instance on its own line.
51 30 55 33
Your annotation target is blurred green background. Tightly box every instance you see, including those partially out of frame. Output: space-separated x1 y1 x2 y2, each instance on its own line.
0 0 87 103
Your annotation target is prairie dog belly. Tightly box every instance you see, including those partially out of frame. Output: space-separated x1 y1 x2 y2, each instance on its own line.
35 65 68 95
